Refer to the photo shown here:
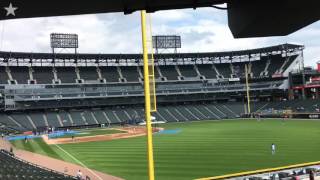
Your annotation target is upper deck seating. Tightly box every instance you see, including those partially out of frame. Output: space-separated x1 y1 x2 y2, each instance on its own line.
100 66 120 82
179 65 198 77
56 67 77 83
10 67 29 84
79 67 98 81
159 66 179 80
33 67 54 84
197 64 217 79
215 63 232 78
0 66 8 84
120 66 139 82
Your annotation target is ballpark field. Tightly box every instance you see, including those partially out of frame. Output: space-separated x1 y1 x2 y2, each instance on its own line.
10 119 320 180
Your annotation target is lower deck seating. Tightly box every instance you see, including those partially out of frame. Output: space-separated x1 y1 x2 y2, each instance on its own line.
261 99 320 113
10 114 34 130
82 110 98 125
0 103 239 130
69 111 86 126
29 113 46 127
205 104 226 118
45 112 61 128
0 150 75 180
92 110 109 124
58 111 73 127
0 115 20 129
104 109 121 123
0 99 318 131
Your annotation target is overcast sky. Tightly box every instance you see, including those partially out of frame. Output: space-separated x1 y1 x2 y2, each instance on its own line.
0 8 319 67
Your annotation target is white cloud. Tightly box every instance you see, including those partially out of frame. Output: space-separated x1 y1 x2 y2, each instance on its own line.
0 9 318 67
153 10 192 22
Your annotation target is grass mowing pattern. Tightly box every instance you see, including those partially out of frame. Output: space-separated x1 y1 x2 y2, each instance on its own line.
11 119 320 180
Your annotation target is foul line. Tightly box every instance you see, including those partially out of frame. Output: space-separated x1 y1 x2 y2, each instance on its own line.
54 144 104 180
196 161 320 180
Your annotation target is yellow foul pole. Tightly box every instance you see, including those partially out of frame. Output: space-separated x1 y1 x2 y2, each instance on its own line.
140 10 155 180
245 64 251 114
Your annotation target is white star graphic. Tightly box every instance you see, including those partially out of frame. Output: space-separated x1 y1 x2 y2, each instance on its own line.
4 3 18 16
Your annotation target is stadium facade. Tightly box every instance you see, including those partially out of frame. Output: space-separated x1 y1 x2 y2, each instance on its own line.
0 43 319 133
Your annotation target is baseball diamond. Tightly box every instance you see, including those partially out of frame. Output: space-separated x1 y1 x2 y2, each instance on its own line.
0 3 319 179
7 119 320 180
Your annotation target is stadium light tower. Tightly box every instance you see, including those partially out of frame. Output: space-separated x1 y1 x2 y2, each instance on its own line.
50 33 79 54
152 35 181 54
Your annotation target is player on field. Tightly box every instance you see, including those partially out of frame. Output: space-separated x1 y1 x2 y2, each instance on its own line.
256 113 261 121
271 143 276 155
282 114 286 122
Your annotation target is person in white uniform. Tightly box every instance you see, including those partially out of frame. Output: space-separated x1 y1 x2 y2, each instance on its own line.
271 143 276 155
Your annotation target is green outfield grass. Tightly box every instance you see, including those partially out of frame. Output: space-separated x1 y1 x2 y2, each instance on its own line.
52 128 125 139
10 119 320 180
